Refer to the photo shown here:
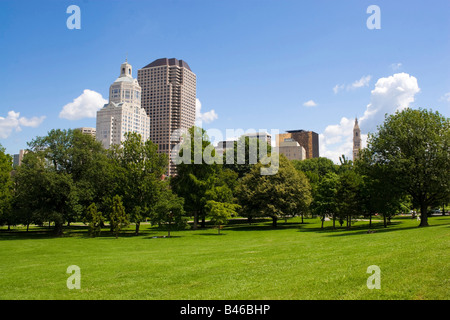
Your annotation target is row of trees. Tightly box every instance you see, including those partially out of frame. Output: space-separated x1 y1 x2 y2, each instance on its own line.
1 130 185 236
0 108 448 235
292 108 449 229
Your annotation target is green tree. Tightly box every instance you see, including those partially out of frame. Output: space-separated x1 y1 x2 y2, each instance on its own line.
205 200 240 234
109 195 129 238
152 186 186 237
365 108 450 227
70 130 117 215
171 126 218 229
236 154 312 227
26 129 110 229
336 170 361 229
111 132 168 235
292 157 338 220
83 203 104 237
292 157 338 179
0 145 13 229
356 158 409 229
315 172 339 229
13 150 80 235
223 136 272 178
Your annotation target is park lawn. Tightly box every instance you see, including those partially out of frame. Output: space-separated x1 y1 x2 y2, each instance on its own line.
0 216 449 300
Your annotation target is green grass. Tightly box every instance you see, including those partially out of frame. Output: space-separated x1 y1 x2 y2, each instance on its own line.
0 216 449 300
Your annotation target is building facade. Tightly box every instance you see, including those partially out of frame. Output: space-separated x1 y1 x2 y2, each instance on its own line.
13 149 27 167
215 140 235 158
353 118 361 161
75 127 96 138
137 58 196 175
278 138 306 161
276 130 319 159
243 132 272 147
96 61 150 149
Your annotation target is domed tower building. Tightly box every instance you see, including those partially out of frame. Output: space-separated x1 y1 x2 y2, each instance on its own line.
96 60 150 149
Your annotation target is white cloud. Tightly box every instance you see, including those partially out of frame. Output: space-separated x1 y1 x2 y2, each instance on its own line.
390 63 402 71
360 72 420 133
195 98 218 125
321 73 420 163
333 84 345 94
303 100 317 107
0 110 46 139
333 75 372 93
319 117 366 163
440 92 450 102
59 89 107 120
350 75 372 89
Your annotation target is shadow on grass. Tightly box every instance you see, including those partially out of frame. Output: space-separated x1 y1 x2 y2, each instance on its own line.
142 235 183 239
297 220 445 237
0 229 58 241
196 232 228 236
0 225 159 241
226 221 307 232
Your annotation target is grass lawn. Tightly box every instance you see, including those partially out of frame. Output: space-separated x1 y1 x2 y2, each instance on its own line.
0 215 449 300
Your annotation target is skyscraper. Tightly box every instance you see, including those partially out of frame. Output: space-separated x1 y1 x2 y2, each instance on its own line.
96 61 150 149
137 58 196 175
353 118 361 161
276 130 319 159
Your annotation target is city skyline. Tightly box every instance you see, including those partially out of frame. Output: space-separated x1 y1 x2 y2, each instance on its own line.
1 0 449 163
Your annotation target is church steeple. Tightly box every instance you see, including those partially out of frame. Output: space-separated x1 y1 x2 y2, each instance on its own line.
353 117 361 161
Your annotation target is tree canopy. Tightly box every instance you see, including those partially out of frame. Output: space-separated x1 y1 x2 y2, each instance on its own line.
363 108 450 226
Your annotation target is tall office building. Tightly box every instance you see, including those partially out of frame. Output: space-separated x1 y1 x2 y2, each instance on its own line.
276 130 319 159
137 58 196 175
96 61 150 149
75 127 96 138
353 118 361 161
13 149 27 167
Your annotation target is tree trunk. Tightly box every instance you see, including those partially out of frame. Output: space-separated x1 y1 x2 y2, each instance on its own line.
201 216 206 228
272 216 277 228
135 222 140 236
218 226 221 235
26 223 30 232
321 215 324 229
369 213 372 229
332 214 336 229
193 211 198 230
419 202 429 227
301 213 304 224
248 216 253 225
54 221 63 236
383 215 387 228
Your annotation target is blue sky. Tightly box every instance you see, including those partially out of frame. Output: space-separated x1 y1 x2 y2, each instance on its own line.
0 0 449 162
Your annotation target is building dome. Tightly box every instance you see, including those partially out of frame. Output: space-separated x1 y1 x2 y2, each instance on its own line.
109 61 141 106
